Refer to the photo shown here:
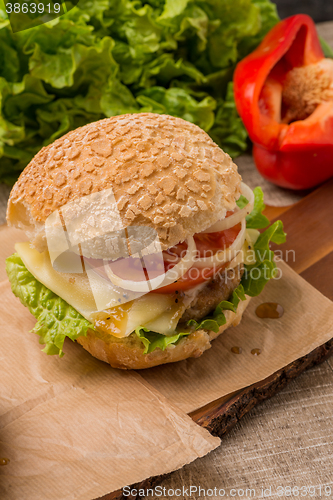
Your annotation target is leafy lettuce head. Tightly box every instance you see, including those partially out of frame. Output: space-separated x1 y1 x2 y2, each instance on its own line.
0 0 279 184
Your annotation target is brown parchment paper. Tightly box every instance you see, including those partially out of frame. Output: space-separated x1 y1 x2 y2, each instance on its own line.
2 225 333 498
141 260 333 413
0 281 220 500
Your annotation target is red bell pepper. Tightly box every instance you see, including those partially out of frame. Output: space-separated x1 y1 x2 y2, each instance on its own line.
234 14 333 190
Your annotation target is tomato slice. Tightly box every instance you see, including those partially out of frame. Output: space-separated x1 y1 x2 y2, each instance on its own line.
88 212 242 294
154 220 241 293
194 222 242 258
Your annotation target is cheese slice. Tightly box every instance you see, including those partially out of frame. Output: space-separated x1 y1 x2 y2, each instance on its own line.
243 229 260 265
16 242 98 320
143 303 185 335
15 242 183 338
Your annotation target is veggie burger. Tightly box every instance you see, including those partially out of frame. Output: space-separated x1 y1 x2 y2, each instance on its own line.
6 113 286 369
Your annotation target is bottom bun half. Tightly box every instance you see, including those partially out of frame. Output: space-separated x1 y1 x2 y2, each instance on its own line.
77 297 251 370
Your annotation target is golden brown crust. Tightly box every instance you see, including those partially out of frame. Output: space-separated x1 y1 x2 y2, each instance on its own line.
7 113 241 251
76 296 251 369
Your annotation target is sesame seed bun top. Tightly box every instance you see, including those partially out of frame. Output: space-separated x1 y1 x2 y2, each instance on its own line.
7 113 241 257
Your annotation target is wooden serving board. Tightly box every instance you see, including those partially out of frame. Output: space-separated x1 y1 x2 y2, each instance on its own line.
100 178 333 500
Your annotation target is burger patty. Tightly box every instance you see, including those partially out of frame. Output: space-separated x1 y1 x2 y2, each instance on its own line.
179 264 244 324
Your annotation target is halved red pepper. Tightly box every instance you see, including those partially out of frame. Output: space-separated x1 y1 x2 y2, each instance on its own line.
234 14 333 190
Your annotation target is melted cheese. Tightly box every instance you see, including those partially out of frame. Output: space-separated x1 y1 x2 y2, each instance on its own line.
144 301 186 335
15 240 247 339
15 242 183 338
91 294 181 337
16 242 98 320
243 229 260 265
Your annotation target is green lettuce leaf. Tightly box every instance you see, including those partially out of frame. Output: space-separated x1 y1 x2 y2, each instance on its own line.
245 186 270 229
135 326 190 354
236 194 249 209
238 0 279 59
137 86 216 131
0 0 279 184
208 82 248 157
320 36 333 59
242 220 286 296
6 253 94 356
187 284 246 333
241 186 286 296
